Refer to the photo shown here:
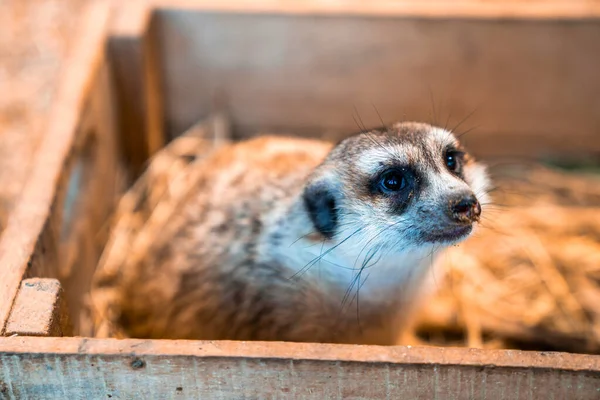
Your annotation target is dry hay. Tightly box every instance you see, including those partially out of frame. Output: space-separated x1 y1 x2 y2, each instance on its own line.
90 118 600 354
416 164 600 353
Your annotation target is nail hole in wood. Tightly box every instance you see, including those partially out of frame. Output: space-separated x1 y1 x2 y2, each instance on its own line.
130 358 145 369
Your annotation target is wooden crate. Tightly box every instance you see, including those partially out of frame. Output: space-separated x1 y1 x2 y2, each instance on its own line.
1 0 600 397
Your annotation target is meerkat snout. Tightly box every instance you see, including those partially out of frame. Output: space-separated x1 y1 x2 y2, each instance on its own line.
448 192 481 224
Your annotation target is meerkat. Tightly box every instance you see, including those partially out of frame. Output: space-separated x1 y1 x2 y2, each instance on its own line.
93 121 490 345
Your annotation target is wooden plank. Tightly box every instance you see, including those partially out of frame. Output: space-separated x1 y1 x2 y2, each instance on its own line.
152 3 600 160
109 1 165 177
153 0 600 19
4 279 72 337
0 1 111 335
56 60 126 337
0 337 599 398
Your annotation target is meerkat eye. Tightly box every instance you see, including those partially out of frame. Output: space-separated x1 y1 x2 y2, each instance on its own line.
379 169 406 192
444 149 463 173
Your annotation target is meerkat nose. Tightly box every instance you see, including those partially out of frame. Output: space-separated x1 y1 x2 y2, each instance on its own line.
448 193 481 224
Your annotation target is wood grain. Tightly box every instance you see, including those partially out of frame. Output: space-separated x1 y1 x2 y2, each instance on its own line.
0 337 599 399
56 59 125 337
1 4 599 398
153 3 600 160
4 279 72 337
153 0 600 19
109 1 165 177
0 1 111 335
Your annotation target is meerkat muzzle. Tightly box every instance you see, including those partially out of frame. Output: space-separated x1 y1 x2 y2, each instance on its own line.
448 193 481 224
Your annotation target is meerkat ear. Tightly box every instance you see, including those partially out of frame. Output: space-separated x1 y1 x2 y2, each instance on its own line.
303 181 339 240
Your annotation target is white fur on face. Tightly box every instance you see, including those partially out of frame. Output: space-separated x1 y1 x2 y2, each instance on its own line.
339 125 491 258
428 126 458 148
269 124 491 343
355 145 409 176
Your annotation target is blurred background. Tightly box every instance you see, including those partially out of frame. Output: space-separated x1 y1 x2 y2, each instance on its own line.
0 0 88 231
2 0 600 354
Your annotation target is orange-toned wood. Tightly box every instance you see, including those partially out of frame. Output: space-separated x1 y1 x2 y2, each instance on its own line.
1 337 600 398
108 1 165 177
57 59 125 336
4 279 72 337
151 1 600 160
153 0 600 19
0 1 115 336
0 4 599 398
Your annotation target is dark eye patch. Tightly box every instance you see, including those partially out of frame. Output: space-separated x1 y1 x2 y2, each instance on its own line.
368 165 419 214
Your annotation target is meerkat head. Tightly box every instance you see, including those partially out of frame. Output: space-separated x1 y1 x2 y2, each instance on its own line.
302 122 491 253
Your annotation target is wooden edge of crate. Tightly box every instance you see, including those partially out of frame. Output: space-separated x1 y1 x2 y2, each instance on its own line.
109 1 165 176
1 336 599 372
151 0 600 19
1 337 600 397
0 0 112 335
4 279 72 337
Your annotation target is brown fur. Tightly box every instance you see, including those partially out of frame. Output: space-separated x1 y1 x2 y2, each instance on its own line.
92 123 490 345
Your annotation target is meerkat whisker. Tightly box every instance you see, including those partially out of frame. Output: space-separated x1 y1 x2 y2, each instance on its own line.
92 121 491 345
451 106 479 134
